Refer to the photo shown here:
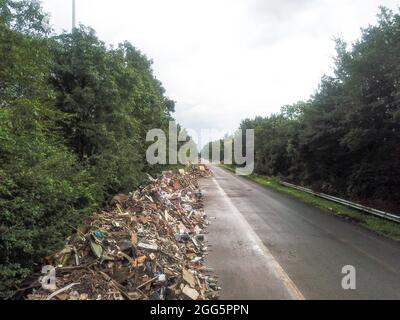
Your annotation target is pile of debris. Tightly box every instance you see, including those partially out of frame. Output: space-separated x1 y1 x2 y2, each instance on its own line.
25 164 219 300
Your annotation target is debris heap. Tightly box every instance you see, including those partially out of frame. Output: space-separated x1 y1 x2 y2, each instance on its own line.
26 165 219 300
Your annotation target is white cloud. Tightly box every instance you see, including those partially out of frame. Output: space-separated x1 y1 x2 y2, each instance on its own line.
40 0 400 141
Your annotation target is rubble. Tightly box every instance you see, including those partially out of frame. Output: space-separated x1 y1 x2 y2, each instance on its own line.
25 165 219 300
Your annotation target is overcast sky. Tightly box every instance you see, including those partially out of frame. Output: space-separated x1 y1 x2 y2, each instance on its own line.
40 0 399 142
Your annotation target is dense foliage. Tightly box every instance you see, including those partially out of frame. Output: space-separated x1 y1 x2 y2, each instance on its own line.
208 7 400 211
251 8 400 209
0 0 174 297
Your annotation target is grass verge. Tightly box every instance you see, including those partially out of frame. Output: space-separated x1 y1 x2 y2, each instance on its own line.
221 164 400 241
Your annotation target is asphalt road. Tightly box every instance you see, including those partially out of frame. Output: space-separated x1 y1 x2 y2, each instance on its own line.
201 165 400 300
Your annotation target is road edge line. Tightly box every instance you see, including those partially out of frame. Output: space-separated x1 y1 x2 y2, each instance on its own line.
211 176 305 300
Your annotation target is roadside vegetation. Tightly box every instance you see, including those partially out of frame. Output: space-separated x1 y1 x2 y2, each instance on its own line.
205 7 400 214
204 7 400 240
222 164 400 242
241 8 400 213
0 0 175 297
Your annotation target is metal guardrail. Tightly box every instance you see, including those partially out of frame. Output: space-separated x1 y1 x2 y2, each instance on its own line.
280 181 400 224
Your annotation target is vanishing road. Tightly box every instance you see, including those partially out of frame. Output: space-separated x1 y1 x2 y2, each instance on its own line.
201 165 400 300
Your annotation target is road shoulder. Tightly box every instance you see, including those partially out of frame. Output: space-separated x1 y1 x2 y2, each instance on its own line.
201 176 304 300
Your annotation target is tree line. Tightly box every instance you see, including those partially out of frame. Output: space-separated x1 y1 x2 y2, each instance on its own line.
207 7 400 213
0 0 174 297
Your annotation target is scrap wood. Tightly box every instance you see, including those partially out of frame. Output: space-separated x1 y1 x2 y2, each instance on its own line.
47 283 80 300
136 276 158 290
56 262 97 274
98 271 132 300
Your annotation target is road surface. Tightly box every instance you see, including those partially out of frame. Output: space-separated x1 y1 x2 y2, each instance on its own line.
201 165 400 300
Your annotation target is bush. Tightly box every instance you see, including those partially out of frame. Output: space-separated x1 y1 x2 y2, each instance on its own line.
0 100 98 298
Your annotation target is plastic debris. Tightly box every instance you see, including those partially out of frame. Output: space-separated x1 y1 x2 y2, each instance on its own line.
90 241 103 259
137 242 159 251
25 164 219 300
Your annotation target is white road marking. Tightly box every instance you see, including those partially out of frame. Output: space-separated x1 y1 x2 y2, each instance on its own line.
211 176 305 300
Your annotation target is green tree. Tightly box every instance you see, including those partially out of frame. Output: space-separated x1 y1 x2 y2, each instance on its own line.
50 27 174 199
0 0 177 298
0 1 97 298
236 7 400 210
